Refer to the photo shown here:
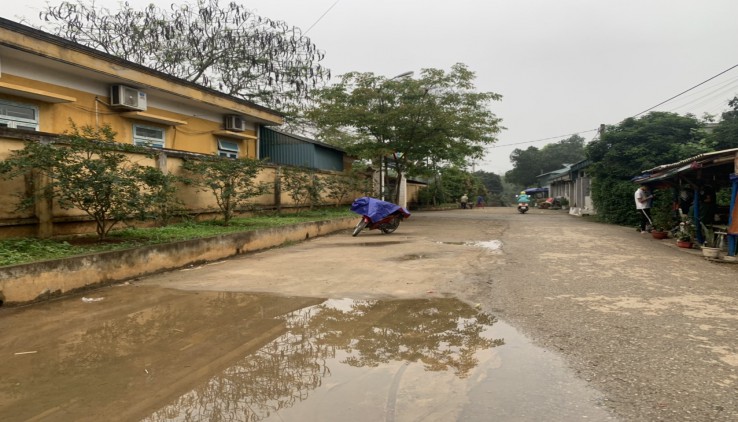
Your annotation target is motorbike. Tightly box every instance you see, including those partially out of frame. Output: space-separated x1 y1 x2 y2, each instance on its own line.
350 197 411 237
517 202 529 214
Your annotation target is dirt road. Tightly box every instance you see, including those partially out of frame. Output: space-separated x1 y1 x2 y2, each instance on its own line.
2 207 737 421
143 207 738 421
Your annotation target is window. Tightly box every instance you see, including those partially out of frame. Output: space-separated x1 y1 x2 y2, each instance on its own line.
217 139 239 158
0 100 38 131
133 124 165 148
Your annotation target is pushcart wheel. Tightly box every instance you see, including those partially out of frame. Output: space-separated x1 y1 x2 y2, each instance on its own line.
352 219 367 236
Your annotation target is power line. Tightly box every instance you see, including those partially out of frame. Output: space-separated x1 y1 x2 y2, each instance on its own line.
490 63 738 150
304 0 341 35
489 129 598 148
632 62 738 118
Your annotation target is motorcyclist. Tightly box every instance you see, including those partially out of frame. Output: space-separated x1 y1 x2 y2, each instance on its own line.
517 191 530 204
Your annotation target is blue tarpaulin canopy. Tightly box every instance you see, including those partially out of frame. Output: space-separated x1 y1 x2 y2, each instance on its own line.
350 197 410 223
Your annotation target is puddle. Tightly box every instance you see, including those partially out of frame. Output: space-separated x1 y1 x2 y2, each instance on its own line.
466 240 503 252
437 240 504 253
352 240 407 247
143 296 504 422
0 287 612 421
396 253 427 260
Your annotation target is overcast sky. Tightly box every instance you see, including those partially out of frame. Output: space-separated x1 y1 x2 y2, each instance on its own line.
4 0 738 174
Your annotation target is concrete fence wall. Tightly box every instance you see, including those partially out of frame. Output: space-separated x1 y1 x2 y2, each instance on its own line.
0 130 360 238
0 216 357 306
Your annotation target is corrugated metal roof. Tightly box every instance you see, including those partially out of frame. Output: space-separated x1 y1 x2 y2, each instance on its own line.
634 148 738 184
266 127 346 153
642 148 738 173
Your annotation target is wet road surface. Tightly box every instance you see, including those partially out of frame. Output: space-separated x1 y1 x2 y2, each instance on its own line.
0 285 611 421
6 207 736 421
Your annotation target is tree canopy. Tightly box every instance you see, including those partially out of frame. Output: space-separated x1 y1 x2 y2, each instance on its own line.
586 112 706 180
585 111 708 225
504 134 586 187
39 0 329 116
706 96 738 150
307 63 503 202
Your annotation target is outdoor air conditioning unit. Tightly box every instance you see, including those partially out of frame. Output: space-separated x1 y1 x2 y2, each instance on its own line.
224 114 246 132
109 85 147 111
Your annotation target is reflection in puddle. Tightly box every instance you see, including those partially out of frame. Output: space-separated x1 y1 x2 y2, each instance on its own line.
144 297 502 422
0 288 611 422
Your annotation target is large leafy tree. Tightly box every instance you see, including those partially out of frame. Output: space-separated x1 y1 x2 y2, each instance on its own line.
585 111 708 225
38 0 329 115
505 134 586 187
707 96 738 150
307 63 503 203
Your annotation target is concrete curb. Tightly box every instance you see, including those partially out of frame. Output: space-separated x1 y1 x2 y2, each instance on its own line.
0 217 357 306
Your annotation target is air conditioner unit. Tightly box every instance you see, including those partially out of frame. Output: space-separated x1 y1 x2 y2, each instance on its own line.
110 85 147 111
224 114 246 132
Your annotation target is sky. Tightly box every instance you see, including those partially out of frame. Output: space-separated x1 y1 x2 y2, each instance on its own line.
3 0 738 174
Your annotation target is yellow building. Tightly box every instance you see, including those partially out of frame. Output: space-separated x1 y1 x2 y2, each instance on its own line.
0 18 300 237
0 17 283 158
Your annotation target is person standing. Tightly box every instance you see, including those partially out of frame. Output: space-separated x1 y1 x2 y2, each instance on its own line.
635 184 654 233
460 194 469 209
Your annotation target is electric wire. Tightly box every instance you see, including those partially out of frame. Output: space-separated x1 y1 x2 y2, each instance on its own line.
491 63 738 150
303 0 341 35
631 62 738 118
489 129 598 149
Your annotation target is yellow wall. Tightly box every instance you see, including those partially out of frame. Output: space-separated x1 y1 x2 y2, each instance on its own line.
0 74 259 158
0 131 359 237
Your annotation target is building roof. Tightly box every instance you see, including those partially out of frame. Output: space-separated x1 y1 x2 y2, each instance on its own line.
0 17 283 123
633 148 738 184
263 127 347 153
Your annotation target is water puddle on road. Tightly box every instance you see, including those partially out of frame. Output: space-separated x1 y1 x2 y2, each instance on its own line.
0 286 612 421
437 239 504 253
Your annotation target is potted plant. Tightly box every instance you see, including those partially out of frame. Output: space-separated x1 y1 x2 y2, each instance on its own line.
559 197 570 210
649 191 676 239
675 229 693 248
700 223 722 259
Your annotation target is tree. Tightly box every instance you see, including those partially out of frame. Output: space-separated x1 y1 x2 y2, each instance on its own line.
473 170 505 205
279 166 323 212
183 157 268 225
505 134 586 187
417 166 485 207
504 146 542 187
308 63 503 203
39 0 329 116
0 124 153 240
136 166 186 226
585 112 707 225
324 170 371 207
707 96 738 150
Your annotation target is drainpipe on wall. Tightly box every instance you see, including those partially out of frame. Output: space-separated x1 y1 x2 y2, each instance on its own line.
255 124 260 160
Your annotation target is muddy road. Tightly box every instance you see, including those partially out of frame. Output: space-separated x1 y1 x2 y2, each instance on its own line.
1 207 737 421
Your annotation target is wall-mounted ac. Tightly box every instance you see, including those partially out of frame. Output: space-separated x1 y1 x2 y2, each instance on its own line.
224 114 246 132
110 85 147 111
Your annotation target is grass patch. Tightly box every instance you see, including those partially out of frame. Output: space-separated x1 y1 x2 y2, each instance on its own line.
0 209 354 267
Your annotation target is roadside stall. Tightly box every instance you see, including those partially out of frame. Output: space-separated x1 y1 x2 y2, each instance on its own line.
632 148 738 257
